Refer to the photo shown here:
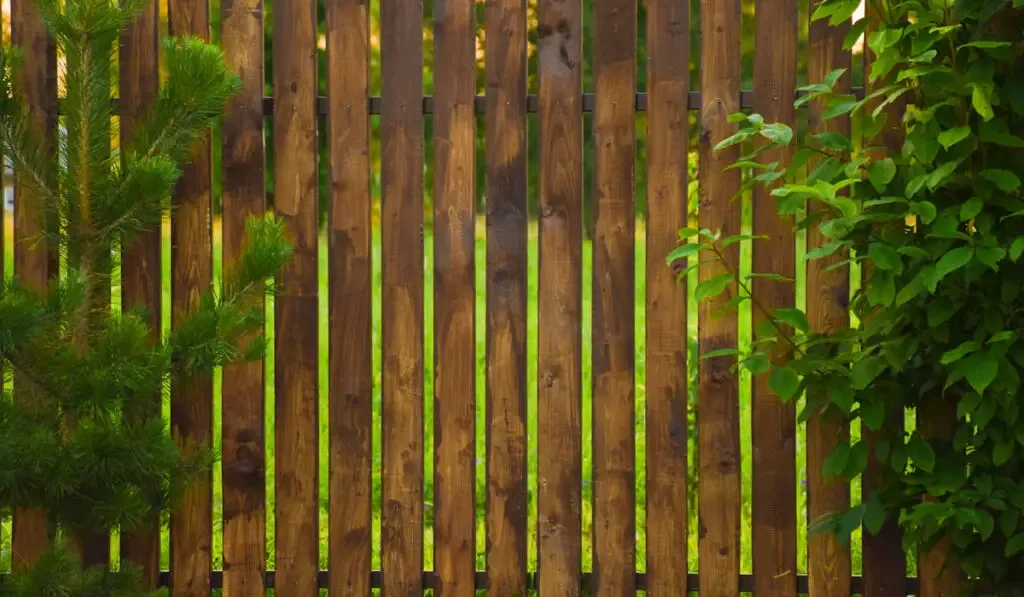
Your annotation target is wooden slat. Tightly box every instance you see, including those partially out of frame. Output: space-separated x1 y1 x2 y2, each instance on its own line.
805 6 852 596
697 0 742 591
325 0 372 593
433 0 477 594
536 0 583 592
167 1 213 593
483 0 529 589
643 0 690 590
220 0 267 594
272 0 320 593
751 0 798 593
380 0 425 591
118 0 162 586
592 0 636 592
917 399 960 597
10 0 55 571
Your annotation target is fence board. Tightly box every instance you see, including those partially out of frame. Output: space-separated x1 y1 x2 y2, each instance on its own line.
917 399 960 597
167 0 214 593
433 0 478 593
325 0 373 593
536 0 584 593
697 0 742 592
10 0 55 571
484 0 529 590
644 0 690 591
592 0 637 593
380 0 425 591
805 6 852 595
272 0 320 594
220 0 267 593
751 0 798 593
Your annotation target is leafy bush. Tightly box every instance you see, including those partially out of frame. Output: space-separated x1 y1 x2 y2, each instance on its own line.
673 0 1024 591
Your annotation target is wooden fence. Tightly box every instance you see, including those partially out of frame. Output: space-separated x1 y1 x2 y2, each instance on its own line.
2 0 958 594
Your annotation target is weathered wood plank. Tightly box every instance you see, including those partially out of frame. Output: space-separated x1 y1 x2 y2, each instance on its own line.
484 0 529 590
272 0 320 593
536 0 583 592
432 0 477 593
805 6 852 596
917 399 961 597
697 0 742 590
592 0 636 592
220 0 267 593
644 0 690 590
751 0 798 593
325 0 373 593
380 0 425 591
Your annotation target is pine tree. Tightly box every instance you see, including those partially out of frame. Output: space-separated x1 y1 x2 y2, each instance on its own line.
0 1 290 594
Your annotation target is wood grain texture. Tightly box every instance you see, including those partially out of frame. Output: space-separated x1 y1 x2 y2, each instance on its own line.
272 0 320 593
592 0 636 592
433 0 477 593
220 0 267 593
751 0 798 593
325 0 373 593
536 0 584 594
644 0 689 591
484 0 529 590
917 399 960 597
10 0 55 571
167 1 213 593
380 0 425 591
118 0 162 586
805 7 852 595
697 0 742 591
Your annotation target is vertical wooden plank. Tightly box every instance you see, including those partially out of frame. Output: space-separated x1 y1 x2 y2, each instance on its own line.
10 0 55 571
644 0 689 589
697 0 742 591
325 0 372 592
536 0 583 591
805 6 851 596
484 0 529 588
167 0 213 594
380 0 424 590
220 0 267 593
433 0 477 594
273 0 320 593
917 400 960 597
119 0 162 586
751 0 798 594
592 0 636 593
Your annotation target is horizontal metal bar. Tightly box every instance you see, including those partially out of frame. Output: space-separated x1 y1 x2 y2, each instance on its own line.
134 570 919 593
86 88 868 117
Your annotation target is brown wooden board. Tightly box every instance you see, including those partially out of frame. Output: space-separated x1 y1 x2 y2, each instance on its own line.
272 0 321 594
380 0 425 591
697 0 742 591
536 0 583 592
643 0 690 590
592 0 637 592
484 0 529 590
805 6 852 596
433 0 477 593
167 0 213 593
220 0 267 593
10 0 55 571
325 0 373 593
917 399 961 597
751 0 798 593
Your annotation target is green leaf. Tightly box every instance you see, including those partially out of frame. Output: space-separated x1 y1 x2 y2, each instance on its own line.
773 308 809 334
972 84 995 120
868 244 902 272
1007 533 1024 557
760 123 794 145
941 341 981 365
845 441 869 479
928 298 957 327
813 131 853 151
938 126 972 149
743 352 771 374
911 201 937 224
666 243 701 265
864 497 887 535
1012 238 1024 262
703 348 741 359
828 376 855 413
860 399 885 432
960 40 1012 50
696 273 734 302
769 366 801 402
982 169 1022 192
994 441 1014 466
838 504 866 540
966 352 999 395
867 272 895 306
867 158 897 192
935 247 975 280
977 247 1005 271
907 437 936 473
677 227 699 240
1001 509 1019 539
852 358 885 390
978 510 996 541
960 197 984 222
843 18 870 50
824 68 847 88
823 441 852 479
714 129 754 152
